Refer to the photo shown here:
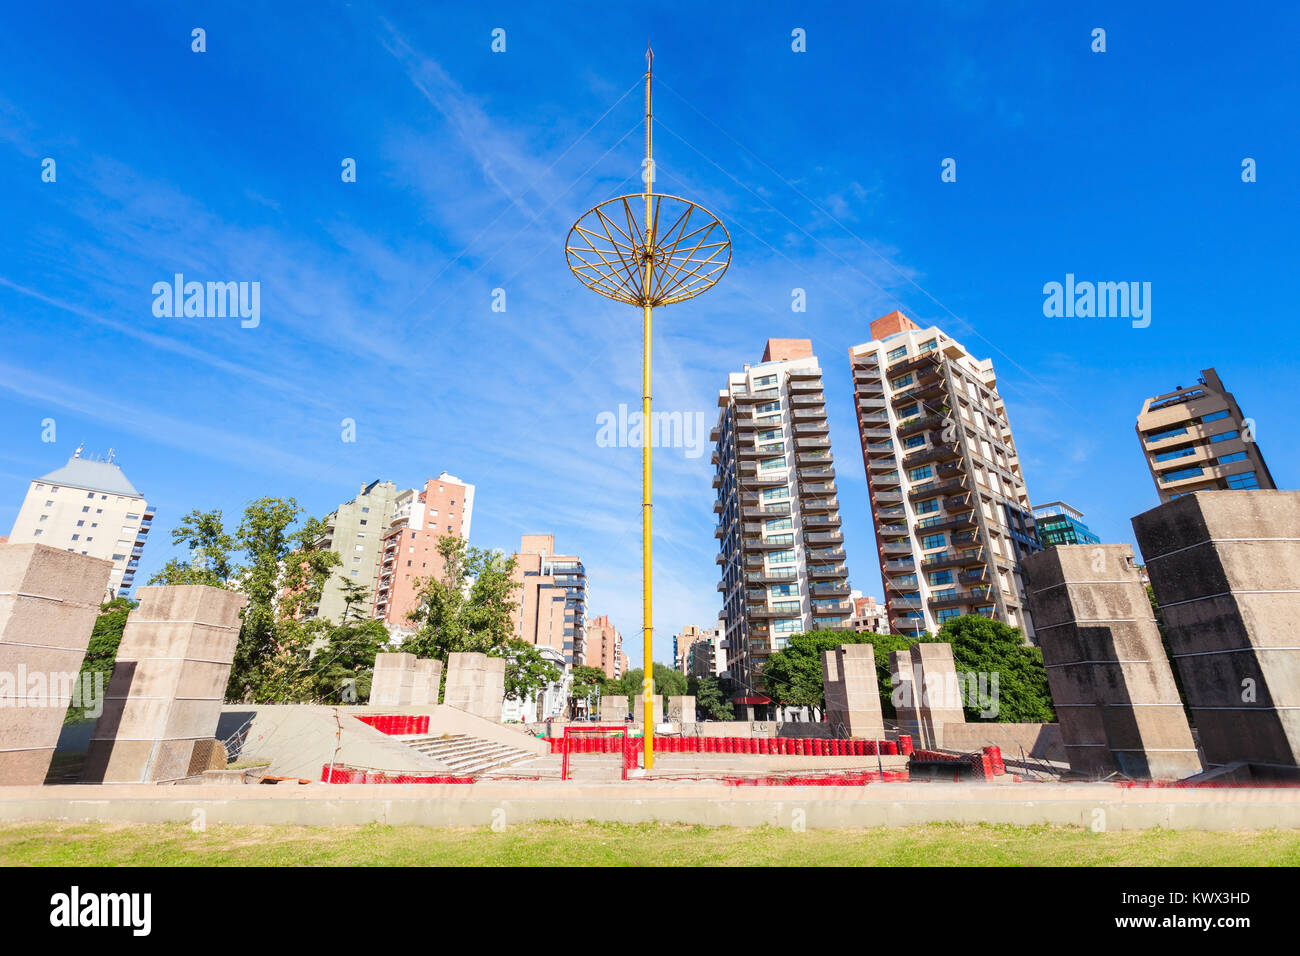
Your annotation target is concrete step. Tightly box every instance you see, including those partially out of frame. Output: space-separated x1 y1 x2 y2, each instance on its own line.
395 733 534 775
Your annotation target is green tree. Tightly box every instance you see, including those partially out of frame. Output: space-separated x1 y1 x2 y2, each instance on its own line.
569 664 607 718
935 615 1056 723
150 498 341 702
687 674 734 721
307 616 393 703
607 663 687 706
762 630 914 716
66 597 136 724
401 535 520 660
496 639 562 706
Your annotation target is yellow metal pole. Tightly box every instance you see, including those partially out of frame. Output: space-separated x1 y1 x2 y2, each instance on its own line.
642 45 655 769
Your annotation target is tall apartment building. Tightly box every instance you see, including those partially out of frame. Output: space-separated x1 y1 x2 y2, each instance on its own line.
313 479 399 623
1031 501 1101 547
850 312 1040 640
7 449 153 599
586 614 626 680
512 534 587 666
712 338 854 706
1136 368 1275 502
373 472 475 633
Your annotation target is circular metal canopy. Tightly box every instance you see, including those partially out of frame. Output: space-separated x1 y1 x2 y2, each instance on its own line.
565 193 731 307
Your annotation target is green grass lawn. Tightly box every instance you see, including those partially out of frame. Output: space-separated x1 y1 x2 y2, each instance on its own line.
1 821 1297 866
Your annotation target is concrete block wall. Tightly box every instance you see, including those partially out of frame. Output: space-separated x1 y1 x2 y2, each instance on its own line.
0 544 113 785
83 585 246 783
889 649 920 740
445 652 504 722
602 694 629 719
821 644 883 739
1134 491 1300 770
410 658 443 706
370 652 417 707
1024 544 1201 780
667 695 695 723
633 693 664 725
910 642 967 750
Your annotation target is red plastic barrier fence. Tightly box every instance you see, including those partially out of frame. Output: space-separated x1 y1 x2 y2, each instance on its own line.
321 764 472 784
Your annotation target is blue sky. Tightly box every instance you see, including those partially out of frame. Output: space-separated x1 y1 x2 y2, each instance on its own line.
2 2 1296 664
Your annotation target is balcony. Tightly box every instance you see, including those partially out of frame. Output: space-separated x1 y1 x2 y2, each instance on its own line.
897 411 950 438
799 466 835 482
887 351 942 378
807 563 849 579
881 540 913 555
883 558 915 574
797 451 834 466
901 442 961 468
874 490 903 503
867 456 898 471
865 440 895 457
803 513 841 527
754 534 795 550
959 568 990 585
791 408 825 420
802 496 838 513
713 499 723 514
915 510 977 533
908 477 968 501
810 582 851 597
890 597 922 611
790 377 821 390
796 436 830 450
929 587 994 609
807 548 847 563
861 426 891 441
812 600 853 615
791 393 825 406
792 419 829 434
746 568 798 584
804 530 844 546
891 379 946 408
921 550 985 571
853 364 882 381
800 481 837 496
877 523 909 538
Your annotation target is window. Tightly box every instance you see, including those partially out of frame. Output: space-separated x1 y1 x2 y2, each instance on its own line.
932 588 957 602
112 553 126 561
1210 430 1238 443
758 429 781 442
754 374 778 387
71 534 79 541
1162 466 1204 483
759 455 787 470
87 492 94 499
891 374 914 390
762 487 790 500
81 506 89 513
765 517 793 531
771 601 801 614
904 435 925 449
896 403 919 419
773 618 802 633
1201 410 1230 424
915 498 940 515
770 583 800 597
76 520 84 527
1154 447 1196 463
936 607 962 623
929 570 954 585
1216 451 1247 464
756 401 780 414
359 519 367 526
45 500 53 507
33 529 42 537
361 507 370 514
39 515 48 522
769 550 796 564
1146 426 1187 444
921 533 946 550
919 338 938 352
908 465 933 481
1227 471 1259 489
887 346 907 361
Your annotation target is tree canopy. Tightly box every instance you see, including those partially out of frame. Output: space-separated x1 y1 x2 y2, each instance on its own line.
400 535 520 661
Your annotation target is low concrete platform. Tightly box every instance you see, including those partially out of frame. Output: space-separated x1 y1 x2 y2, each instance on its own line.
1 781 1297 830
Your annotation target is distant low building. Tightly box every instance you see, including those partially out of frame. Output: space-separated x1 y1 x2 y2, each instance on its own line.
1031 501 1101 548
848 593 889 634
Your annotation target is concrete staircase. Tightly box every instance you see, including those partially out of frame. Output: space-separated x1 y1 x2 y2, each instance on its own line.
398 734 537 776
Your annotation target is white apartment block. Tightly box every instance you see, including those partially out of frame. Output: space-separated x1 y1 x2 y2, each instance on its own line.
8 449 153 600
850 312 1040 640
712 339 853 706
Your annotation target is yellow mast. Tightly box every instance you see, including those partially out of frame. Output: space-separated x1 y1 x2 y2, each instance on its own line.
641 45 656 768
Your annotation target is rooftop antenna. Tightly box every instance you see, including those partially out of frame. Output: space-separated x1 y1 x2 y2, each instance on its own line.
73 442 84 459
106 448 116 463
565 47 731 769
